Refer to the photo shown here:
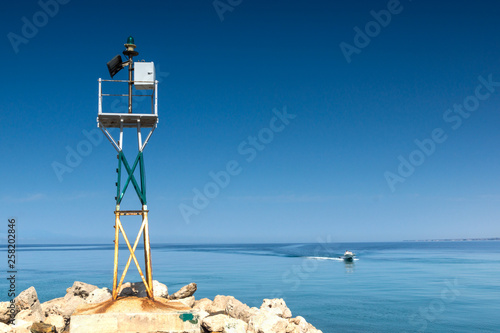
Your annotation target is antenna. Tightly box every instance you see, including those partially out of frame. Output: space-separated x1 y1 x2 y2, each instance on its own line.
97 36 159 300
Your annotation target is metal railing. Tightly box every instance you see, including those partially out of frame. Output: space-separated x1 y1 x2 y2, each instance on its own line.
98 78 158 116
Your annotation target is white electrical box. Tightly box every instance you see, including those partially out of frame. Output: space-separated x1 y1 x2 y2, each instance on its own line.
134 62 155 90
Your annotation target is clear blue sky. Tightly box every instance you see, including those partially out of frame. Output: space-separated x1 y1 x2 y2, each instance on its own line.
1 0 500 244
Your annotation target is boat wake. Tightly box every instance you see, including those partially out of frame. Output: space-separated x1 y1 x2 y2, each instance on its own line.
306 256 359 261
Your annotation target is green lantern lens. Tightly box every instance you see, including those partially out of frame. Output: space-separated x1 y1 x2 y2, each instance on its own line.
127 36 134 44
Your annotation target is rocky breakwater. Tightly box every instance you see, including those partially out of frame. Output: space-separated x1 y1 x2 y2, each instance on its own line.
0 281 323 333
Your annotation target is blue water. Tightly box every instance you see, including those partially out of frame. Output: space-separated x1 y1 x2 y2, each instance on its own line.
1 241 499 332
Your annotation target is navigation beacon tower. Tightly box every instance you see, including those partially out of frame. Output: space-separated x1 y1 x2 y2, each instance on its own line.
97 36 158 300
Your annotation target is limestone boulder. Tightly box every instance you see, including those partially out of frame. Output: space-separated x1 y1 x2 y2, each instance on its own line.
0 302 16 324
248 308 260 320
307 322 323 333
152 280 169 298
222 318 247 333
64 282 97 300
225 298 257 323
260 299 292 319
248 310 289 333
14 287 43 325
10 319 31 333
208 295 233 314
168 283 196 300
177 296 195 308
59 297 84 319
44 315 65 333
14 309 43 325
40 298 64 317
193 298 212 312
288 316 322 333
0 322 13 333
61 282 97 317
286 322 299 333
197 310 210 322
202 314 230 332
84 288 112 304
15 287 41 313
287 316 309 333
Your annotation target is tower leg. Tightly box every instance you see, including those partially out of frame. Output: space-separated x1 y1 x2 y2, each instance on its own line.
112 206 120 300
143 205 154 299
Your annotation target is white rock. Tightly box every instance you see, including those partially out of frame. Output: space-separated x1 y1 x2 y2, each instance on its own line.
222 317 248 333
61 282 95 318
10 319 32 333
225 298 256 323
41 298 64 317
60 296 85 319
193 298 212 312
260 298 292 319
246 326 257 333
202 314 230 332
178 296 195 308
45 314 65 333
286 322 299 333
0 302 16 324
307 322 322 333
152 280 169 298
197 310 210 321
85 288 112 304
293 316 308 332
249 310 289 333
64 282 98 300
287 316 308 333
0 322 13 333
14 309 43 325
15 287 41 312
209 295 234 314
168 283 196 300
13 287 43 325
289 316 322 333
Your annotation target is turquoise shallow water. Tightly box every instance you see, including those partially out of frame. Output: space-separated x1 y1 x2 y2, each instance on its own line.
1 241 499 332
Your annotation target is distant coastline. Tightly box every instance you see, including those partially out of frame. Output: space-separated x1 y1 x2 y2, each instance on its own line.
404 237 500 242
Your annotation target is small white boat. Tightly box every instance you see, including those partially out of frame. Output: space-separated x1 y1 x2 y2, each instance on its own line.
342 250 355 261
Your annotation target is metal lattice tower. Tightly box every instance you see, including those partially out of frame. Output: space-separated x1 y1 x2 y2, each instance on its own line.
97 37 158 300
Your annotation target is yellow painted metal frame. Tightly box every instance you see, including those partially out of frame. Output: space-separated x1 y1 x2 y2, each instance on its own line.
112 206 154 300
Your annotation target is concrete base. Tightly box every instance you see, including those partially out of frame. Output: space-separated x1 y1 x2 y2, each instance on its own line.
69 297 200 333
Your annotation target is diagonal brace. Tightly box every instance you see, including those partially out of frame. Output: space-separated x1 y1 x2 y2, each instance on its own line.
117 219 153 298
117 151 147 205
116 217 146 295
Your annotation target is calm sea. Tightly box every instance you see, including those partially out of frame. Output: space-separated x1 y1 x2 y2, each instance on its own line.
1 241 499 332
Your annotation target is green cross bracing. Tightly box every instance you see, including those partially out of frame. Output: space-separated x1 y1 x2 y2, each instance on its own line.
116 150 147 205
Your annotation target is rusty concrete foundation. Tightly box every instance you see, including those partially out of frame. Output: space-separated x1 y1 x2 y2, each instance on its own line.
69 297 200 333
